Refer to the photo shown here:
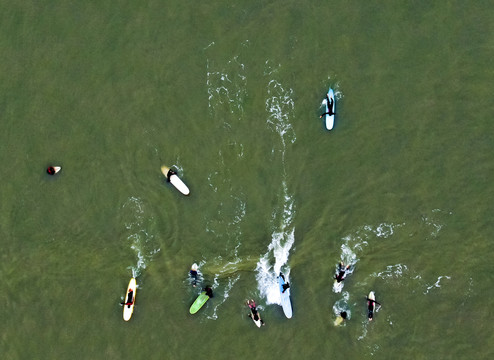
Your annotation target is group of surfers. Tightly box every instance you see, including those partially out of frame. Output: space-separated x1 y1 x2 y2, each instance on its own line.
334 261 382 324
188 261 379 327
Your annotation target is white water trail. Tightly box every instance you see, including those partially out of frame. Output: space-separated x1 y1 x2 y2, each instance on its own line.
122 196 160 278
255 75 296 305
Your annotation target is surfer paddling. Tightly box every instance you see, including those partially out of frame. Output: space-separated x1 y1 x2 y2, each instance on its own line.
366 293 381 321
247 299 265 326
334 311 348 326
335 262 351 283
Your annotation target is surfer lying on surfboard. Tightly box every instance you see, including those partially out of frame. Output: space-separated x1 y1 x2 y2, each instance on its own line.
247 300 265 326
366 296 381 321
335 262 351 283
120 289 135 307
319 94 335 118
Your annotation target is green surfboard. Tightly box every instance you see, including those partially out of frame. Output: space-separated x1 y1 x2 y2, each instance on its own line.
189 291 210 314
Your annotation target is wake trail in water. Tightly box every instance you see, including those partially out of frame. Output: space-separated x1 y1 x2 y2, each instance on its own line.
256 73 297 306
122 196 160 279
196 48 250 318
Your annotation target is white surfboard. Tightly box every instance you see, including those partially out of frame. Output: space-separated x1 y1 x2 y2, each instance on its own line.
161 165 190 196
252 315 262 328
323 88 335 130
123 278 137 321
278 273 293 319
333 279 343 293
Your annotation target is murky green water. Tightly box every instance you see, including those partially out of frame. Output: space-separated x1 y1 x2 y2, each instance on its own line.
0 1 493 359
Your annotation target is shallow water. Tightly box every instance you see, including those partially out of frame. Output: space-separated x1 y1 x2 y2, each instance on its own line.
0 1 493 359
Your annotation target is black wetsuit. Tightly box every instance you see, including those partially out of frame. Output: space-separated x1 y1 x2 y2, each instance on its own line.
321 95 335 117
190 270 198 286
166 169 177 181
204 287 213 298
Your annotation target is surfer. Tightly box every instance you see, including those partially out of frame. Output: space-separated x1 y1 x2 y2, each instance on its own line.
319 94 335 118
366 296 381 321
120 289 134 306
189 265 198 287
334 311 347 326
335 262 351 283
282 282 290 293
47 166 61 175
166 168 177 181
247 300 265 326
204 286 213 298
280 273 290 293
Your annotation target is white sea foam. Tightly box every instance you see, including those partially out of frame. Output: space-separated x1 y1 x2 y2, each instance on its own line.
374 264 409 279
423 275 451 294
421 208 452 238
332 291 351 319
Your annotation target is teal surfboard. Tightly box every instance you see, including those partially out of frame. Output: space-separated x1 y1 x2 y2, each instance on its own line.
189 291 210 314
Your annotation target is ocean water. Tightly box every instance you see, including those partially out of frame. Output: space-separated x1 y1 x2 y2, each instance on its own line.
0 1 493 359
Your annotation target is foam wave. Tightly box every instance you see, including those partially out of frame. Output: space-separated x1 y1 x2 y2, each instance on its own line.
332 291 351 319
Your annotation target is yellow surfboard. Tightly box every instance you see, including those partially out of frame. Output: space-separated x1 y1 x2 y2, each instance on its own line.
123 278 137 321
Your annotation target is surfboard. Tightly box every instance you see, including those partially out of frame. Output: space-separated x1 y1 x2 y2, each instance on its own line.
123 278 137 321
278 273 293 319
189 291 210 314
334 315 344 326
333 279 343 293
323 87 335 130
367 291 376 321
251 314 262 328
161 165 190 196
